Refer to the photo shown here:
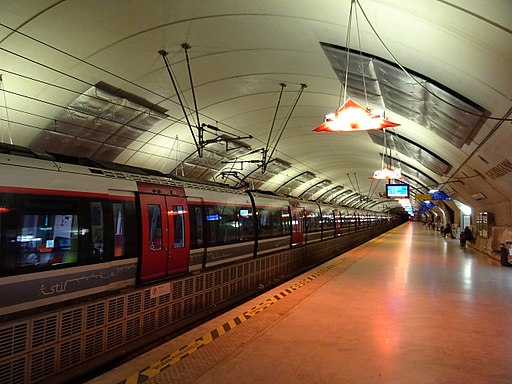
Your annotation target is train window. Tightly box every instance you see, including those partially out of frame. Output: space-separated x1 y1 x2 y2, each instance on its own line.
205 205 240 245
90 202 104 258
282 209 291 235
335 211 342 230
20 213 78 267
257 207 290 239
115 200 137 259
146 204 162 251
205 206 219 246
219 205 239 244
239 207 254 241
189 204 204 249
172 205 185 249
305 210 321 232
1 195 137 273
322 209 335 230
0 194 18 270
113 203 125 256
292 210 304 234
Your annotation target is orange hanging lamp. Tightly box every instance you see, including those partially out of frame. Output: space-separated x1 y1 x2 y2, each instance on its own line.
313 0 399 133
370 167 404 180
313 98 400 132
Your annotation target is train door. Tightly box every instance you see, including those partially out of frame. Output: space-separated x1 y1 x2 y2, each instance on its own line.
139 194 189 282
334 209 341 237
291 206 304 246
165 195 189 275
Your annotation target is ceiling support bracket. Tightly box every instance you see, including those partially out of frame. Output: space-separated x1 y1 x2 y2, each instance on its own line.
159 46 252 158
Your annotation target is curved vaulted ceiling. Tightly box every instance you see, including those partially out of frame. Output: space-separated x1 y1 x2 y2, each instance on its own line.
0 0 511 212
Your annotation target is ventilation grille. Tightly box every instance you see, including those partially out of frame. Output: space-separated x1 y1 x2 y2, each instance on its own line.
86 302 106 330
30 346 56 383
59 337 81 370
101 170 128 179
106 323 123 352
32 316 58 348
0 356 26 384
127 292 142 316
61 308 83 339
0 323 28 359
85 329 104 359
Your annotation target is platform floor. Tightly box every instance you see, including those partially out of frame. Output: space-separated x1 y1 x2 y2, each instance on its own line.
89 222 512 384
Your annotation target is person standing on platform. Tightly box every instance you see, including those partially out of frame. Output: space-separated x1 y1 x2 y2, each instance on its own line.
443 223 453 238
460 226 473 247
500 243 512 267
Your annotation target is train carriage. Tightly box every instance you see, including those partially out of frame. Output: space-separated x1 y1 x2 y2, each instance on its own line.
0 150 400 318
0 155 141 313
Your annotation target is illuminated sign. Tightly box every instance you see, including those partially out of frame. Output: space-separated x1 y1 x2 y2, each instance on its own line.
385 184 409 198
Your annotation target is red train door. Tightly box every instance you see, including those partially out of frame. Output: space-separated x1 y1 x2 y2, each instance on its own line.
291 206 304 246
139 194 189 282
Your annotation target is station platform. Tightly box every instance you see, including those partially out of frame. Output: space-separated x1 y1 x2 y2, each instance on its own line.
88 222 512 384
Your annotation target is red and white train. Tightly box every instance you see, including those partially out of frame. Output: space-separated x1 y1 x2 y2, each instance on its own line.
0 148 397 317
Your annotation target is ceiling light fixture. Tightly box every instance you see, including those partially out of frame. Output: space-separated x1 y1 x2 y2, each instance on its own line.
370 127 404 180
313 98 399 132
371 167 404 180
313 0 399 133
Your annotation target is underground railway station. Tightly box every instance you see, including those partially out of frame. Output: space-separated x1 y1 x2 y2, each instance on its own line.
0 1 511 383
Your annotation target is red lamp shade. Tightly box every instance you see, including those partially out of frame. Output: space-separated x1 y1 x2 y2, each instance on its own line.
370 168 405 180
313 99 400 132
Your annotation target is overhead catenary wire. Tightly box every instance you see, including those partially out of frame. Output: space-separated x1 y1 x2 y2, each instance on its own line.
353 172 362 197
0 75 13 144
267 83 307 164
264 83 287 167
369 178 382 200
346 172 357 194
159 50 200 153
182 44 201 131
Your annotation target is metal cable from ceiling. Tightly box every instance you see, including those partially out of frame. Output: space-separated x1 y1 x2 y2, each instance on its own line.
0 75 13 145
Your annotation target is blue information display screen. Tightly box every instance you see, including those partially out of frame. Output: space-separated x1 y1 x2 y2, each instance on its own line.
386 184 409 198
